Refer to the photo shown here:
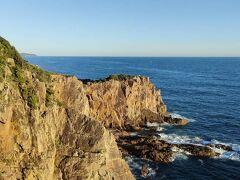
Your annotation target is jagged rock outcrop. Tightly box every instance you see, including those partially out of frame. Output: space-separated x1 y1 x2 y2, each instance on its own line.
114 131 218 163
83 75 167 128
0 37 189 179
0 37 133 180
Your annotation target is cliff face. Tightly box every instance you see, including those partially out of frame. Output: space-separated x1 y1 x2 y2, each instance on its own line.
0 37 184 179
84 76 167 128
0 37 133 179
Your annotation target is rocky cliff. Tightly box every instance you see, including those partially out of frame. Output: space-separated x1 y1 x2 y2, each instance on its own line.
0 37 190 179
83 75 167 128
0 37 134 179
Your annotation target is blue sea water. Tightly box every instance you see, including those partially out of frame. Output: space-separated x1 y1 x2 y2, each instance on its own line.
26 56 240 179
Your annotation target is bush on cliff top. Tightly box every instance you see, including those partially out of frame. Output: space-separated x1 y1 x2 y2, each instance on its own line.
0 37 24 66
0 37 54 109
106 74 131 81
0 36 52 83
81 74 132 84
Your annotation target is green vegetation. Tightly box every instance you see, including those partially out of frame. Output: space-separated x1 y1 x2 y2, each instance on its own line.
46 86 54 106
27 88 39 109
81 74 132 84
20 86 39 109
0 37 24 66
0 36 55 109
13 66 26 85
0 36 52 83
0 59 5 82
30 65 52 82
106 74 131 81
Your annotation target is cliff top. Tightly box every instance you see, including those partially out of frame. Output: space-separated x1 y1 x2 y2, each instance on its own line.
0 37 26 65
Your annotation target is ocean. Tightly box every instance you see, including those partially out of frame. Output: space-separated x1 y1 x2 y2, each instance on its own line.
26 56 240 179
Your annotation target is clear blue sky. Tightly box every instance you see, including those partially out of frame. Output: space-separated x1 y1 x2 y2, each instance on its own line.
1 0 240 56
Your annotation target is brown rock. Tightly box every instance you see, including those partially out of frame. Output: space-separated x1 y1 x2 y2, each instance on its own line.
164 115 189 125
0 37 134 180
115 131 219 164
141 164 149 177
84 75 167 128
115 134 174 163
177 144 217 157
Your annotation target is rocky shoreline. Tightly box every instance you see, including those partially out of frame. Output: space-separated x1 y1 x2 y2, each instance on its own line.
0 37 234 179
114 129 232 163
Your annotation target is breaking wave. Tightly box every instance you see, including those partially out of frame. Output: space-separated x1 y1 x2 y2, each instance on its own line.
158 133 240 161
170 112 196 122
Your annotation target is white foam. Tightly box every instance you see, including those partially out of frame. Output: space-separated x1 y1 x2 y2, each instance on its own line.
158 133 240 161
210 146 227 154
219 151 240 161
175 153 189 160
160 122 171 126
158 133 203 145
232 144 240 152
125 155 157 178
125 156 142 170
130 132 138 136
156 126 165 132
170 112 196 122
146 122 160 127
198 159 204 165
146 167 157 177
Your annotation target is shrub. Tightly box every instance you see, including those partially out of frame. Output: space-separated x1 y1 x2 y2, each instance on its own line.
0 63 5 82
46 86 54 106
13 67 25 85
107 74 131 81
21 87 38 109
27 88 38 109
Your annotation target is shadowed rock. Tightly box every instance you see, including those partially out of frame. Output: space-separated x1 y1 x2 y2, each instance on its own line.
114 131 221 163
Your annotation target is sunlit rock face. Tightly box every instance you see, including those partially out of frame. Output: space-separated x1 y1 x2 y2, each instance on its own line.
0 37 134 180
84 76 167 128
0 36 187 179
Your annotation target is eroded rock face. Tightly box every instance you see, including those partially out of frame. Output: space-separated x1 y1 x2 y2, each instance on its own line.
57 112 133 179
0 75 133 179
84 76 167 128
114 131 218 163
0 37 190 179
0 37 134 180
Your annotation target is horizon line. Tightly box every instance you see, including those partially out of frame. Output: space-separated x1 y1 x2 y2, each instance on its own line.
23 55 240 58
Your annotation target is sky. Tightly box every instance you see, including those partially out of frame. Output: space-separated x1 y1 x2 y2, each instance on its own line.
0 0 240 56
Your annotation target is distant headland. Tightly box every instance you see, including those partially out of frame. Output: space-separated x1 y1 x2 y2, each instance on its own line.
20 53 37 57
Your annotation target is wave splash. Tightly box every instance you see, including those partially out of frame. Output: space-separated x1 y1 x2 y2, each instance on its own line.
158 132 240 161
170 112 196 122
